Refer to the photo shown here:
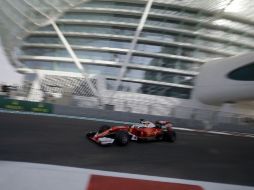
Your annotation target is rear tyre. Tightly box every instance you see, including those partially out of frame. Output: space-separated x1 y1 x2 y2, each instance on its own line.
164 131 176 143
98 125 110 133
115 131 129 146
156 134 164 141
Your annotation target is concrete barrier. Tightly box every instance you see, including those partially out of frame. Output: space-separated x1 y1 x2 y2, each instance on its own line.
53 105 174 124
0 95 53 113
53 105 254 135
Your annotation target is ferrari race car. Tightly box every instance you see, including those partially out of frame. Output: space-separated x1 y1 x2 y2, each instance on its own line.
87 120 176 146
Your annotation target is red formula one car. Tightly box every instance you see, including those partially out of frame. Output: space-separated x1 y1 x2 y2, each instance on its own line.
87 119 176 146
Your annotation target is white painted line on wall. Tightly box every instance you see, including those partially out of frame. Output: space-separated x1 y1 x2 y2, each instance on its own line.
173 127 254 138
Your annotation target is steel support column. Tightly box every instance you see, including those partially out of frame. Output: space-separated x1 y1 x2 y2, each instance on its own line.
51 21 99 98
113 0 154 92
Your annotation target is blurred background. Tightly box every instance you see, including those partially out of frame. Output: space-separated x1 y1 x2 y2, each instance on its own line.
0 0 254 127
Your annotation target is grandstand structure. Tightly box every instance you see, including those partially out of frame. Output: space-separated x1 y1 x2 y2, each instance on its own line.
0 0 254 113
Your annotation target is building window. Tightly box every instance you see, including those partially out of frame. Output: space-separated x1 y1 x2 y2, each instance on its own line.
228 62 254 81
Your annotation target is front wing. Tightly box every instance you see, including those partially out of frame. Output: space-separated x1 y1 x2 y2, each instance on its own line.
87 132 115 145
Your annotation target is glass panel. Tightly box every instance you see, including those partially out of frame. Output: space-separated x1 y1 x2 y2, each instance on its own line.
146 20 181 29
54 62 79 72
196 28 254 46
139 82 191 99
83 65 120 76
61 12 140 24
146 18 198 32
106 80 191 99
213 19 254 32
130 55 201 71
150 8 183 17
58 25 135 36
142 29 254 54
192 51 225 59
24 36 61 44
21 47 70 57
23 60 56 70
125 69 195 84
25 35 131 49
193 38 226 49
22 60 120 75
56 63 120 75
37 25 55 31
74 50 124 60
136 42 224 58
66 37 131 49
136 43 163 53
141 31 175 42
79 1 145 11
136 43 177 54
151 4 211 20
238 35 254 45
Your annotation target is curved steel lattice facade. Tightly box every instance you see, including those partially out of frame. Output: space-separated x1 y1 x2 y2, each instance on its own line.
0 0 89 64
1 0 254 99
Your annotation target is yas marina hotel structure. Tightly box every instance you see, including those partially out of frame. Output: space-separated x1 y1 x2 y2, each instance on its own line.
0 0 254 114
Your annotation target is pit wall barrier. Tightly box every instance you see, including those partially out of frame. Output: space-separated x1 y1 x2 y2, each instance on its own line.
53 104 174 124
0 95 53 113
53 105 254 136
0 96 254 136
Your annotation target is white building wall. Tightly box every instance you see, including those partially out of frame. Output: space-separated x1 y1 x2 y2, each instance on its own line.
192 52 254 105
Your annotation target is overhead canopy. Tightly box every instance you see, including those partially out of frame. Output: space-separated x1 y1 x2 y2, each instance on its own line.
155 0 254 21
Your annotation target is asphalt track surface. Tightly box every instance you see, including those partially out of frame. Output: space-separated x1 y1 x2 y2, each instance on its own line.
0 112 254 186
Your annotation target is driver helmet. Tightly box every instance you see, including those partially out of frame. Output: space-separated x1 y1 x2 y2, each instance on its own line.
155 121 161 127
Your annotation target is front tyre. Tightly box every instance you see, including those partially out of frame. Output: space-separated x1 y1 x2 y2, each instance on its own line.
164 131 176 143
115 131 129 146
87 132 96 138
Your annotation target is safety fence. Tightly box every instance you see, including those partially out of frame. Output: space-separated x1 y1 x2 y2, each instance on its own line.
72 95 254 127
1 85 254 129
1 93 254 135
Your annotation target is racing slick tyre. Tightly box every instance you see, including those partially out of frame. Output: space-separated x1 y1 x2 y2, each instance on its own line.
115 131 129 146
98 125 110 133
163 131 176 143
86 132 96 138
